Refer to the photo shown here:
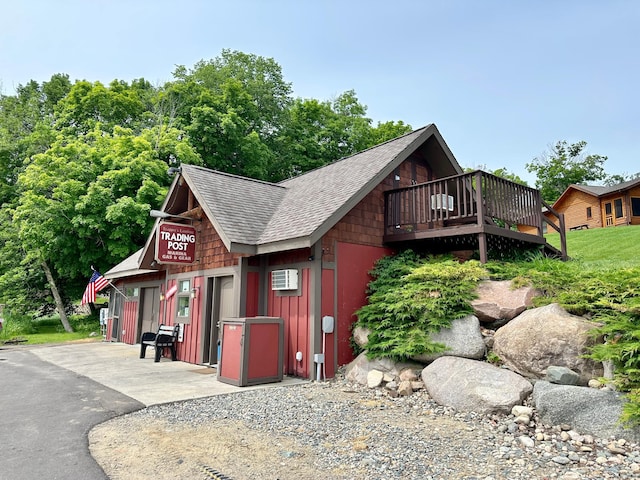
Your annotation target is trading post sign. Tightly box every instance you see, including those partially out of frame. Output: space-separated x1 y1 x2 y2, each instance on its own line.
155 222 197 264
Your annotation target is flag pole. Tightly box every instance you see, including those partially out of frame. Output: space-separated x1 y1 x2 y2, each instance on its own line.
91 265 127 299
107 280 128 299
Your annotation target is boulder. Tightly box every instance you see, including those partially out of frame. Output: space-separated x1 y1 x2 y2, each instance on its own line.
399 368 419 382
421 356 533 414
493 303 603 384
411 315 486 363
546 366 580 385
397 380 413 396
352 325 370 348
533 381 640 443
471 280 538 328
367 370 385 388
344 351 423 386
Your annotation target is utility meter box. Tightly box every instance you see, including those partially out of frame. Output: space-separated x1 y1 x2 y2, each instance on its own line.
218 317 284 387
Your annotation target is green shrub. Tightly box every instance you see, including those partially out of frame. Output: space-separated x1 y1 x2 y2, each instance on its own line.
355 252 487 360
0 313 35 338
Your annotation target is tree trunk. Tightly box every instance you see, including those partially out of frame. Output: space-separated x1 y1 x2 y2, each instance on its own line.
41 260 73 333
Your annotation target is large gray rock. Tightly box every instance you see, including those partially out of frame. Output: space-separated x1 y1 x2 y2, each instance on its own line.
472 280 538 328
533 381 640 443
421 356 533 414
344 352 423 386
546 366 580 385
411 315 486 363
493 303 603 384
352 325 370 348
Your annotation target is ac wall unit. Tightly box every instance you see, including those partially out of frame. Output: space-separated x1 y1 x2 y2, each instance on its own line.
431 194 454 211
271 269 299 291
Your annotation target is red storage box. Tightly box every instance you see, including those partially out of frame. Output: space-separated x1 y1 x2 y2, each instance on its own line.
217 317 284 386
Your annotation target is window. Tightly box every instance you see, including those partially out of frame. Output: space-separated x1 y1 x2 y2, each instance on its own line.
125 287 139 298
176 279 191 319
586 207 592 219
632 197 640 217
614 198 623 218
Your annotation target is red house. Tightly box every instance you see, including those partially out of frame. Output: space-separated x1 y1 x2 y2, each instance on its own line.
104 125 564 379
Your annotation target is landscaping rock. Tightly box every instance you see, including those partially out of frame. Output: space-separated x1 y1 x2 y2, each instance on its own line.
532 380 640 443
421 356 533 414
352 325 370 348
493 303 603 384
546 365 580 385
367 370 384 388
344 351 423 386
411 315 486 363
471 280 538 328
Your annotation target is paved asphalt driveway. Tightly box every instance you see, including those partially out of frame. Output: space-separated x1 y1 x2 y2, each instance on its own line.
0 346 144 480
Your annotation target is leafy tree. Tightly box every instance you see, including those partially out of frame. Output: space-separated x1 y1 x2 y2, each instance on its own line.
0 76 65 204
368 120 413 147
4 124 200 326
526 141 608 203
274 93 412 180
54 79 155 136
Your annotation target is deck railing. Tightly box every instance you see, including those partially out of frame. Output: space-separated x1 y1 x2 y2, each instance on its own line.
384 170 544 236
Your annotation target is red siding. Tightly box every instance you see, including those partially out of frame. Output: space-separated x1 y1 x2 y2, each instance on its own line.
321 268 336 378
336 242 392 366
174 275 204 364
121 300 138 344
245 271 260 317
267 268 310 378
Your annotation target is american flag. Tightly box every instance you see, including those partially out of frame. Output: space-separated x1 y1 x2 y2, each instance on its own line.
81 270 110 305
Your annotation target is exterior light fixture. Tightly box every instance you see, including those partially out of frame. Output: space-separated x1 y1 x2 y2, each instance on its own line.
149 210 193 221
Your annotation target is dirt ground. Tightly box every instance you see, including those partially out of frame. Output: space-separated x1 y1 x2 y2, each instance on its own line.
88 389 472 480
90 416 355 480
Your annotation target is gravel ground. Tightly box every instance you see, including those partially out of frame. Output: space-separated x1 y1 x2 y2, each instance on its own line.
90 377 640 480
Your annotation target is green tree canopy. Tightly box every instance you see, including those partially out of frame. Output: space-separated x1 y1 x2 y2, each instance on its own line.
526 140 608 203
0 49 410 326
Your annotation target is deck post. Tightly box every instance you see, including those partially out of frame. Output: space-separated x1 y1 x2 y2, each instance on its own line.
478 232 488 263
558 212 568 261
474 171 484 225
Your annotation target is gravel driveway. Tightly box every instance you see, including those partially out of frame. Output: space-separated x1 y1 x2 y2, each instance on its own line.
90 378 640 480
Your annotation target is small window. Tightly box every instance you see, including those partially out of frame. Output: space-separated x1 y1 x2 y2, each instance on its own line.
614 198 623 218
125 287 139 297
586 207 592 219
176 279 191 319
632 197 640 216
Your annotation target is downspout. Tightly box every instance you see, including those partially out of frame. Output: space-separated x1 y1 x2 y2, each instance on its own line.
310 241 324 381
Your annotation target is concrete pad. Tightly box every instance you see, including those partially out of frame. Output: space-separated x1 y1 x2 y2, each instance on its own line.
30 342 305 406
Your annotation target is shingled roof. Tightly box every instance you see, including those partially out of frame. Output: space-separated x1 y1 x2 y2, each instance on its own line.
138 123 461 265
554 177 640 207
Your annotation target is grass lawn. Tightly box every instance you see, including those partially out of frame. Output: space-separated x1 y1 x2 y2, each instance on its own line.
0 316 102 345
546 224 640 268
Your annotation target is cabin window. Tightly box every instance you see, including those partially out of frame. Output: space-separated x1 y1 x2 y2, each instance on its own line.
586 207 592 219
125 287 139 298
632 197 640 216
614 198 623 218
176 279 191 320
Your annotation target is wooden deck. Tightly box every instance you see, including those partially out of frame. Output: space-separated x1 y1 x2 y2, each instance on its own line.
384 170 567 262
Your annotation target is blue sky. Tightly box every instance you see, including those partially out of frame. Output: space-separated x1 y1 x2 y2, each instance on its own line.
1 0 638 184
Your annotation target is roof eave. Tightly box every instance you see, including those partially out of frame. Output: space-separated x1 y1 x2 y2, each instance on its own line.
180 167 236 252
255 237 312 255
